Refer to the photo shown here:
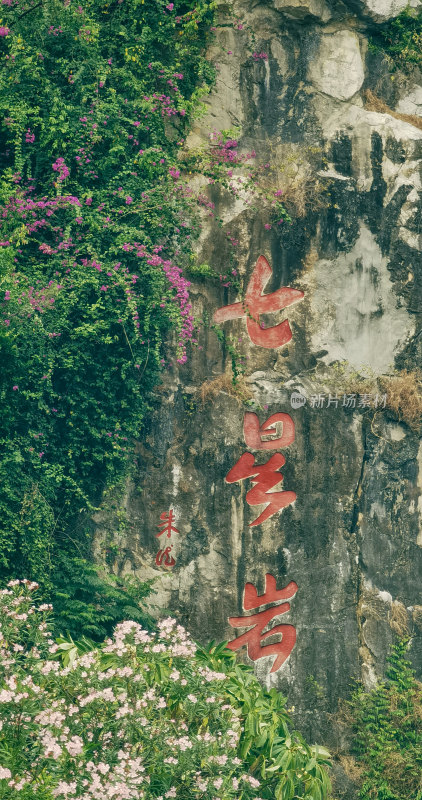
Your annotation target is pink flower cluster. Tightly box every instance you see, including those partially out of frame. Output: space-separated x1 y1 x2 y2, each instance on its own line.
146 255 194 363
0 193 81 265
52 158 70 182
209 133 256 168
0 581 277 800
148 92 185 118
0 26 10 36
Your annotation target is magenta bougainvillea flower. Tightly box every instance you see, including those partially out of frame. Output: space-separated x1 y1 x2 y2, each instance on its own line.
52 158 70 181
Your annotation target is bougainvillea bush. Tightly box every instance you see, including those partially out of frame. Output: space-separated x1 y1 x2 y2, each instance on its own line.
0 0 218 634
0 0 292 638
0 580 331 800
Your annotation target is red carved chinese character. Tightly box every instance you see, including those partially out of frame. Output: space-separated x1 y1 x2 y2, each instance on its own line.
155 545 176 568
156 509 179 538
244 412 295 450
227 574 298 672
226 453 296 526
213 255 304 348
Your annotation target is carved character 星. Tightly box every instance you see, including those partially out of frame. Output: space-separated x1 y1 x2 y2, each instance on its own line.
226 453 296 526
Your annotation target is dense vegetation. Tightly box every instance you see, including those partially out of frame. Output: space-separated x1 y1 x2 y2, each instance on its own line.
0 0 219 637
370 7 422 72
0 580 332 799
0 0 292 640
347 640 422 800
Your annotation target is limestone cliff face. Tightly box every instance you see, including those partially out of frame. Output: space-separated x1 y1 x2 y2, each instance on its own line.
95 0 422 765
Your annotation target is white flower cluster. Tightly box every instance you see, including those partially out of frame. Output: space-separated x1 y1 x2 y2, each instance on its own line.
0 582 263 800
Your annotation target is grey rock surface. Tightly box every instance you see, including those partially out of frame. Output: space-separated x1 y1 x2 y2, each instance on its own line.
307 31 365 101
94 0 422 790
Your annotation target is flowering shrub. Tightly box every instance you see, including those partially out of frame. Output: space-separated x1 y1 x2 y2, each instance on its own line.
0 0 292 637
0 581 331 800
0 0 217 636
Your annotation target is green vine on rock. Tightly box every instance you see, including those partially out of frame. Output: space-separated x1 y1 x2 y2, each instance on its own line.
0 0 297 639
347 639 422 800
0 0 218 638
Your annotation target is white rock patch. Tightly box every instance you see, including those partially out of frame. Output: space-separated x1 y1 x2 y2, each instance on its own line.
310 224 415 372
307 31 364 101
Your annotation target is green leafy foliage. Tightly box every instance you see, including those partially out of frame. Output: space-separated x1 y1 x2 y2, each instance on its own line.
198 642 332 800
369 8 422 72
51 555 154 641
0 0 217 636
0 0 292 639
0 580 331 800
347 640 422 800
